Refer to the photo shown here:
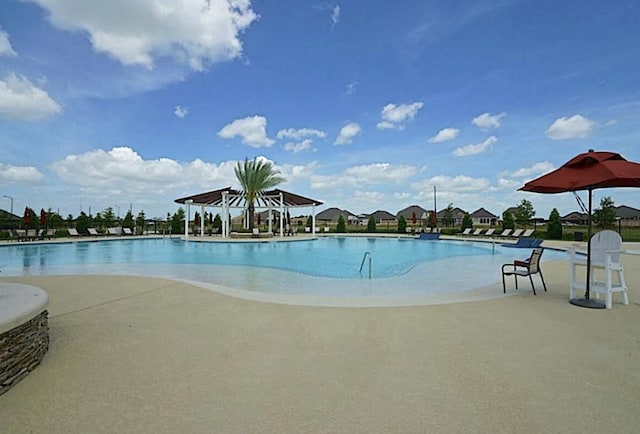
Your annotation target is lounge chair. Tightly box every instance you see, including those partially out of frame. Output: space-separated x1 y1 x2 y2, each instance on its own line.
569 230 629 309
107 227 120 236
123 227 133 235
324 227 330 233
501 247 547 295
497 229 512 237
26 229 38 240
501 238 543 248
459 228 472 237
511 229 524 238
87 228 101 236
471 228 483 236
68 228 80 237
484 228 495 237
521 229 534 238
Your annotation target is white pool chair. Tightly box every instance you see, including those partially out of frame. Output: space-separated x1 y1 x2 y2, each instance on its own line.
569 230 629 309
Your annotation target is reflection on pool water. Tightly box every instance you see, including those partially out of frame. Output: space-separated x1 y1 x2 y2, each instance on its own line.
0 237 564 299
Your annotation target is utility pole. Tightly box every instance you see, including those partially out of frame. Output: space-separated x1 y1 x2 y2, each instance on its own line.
2 195 14 216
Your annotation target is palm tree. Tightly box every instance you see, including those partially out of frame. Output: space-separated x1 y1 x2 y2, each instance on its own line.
234 157 286 230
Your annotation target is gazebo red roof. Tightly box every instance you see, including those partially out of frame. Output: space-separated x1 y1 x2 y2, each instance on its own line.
175 187 323 208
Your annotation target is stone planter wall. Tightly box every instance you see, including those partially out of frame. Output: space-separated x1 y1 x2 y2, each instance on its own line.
0 310 49 396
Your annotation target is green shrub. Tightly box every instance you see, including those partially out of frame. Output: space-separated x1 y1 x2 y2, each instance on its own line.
367 216 376 232
336 215 346 233
547 208 563 239
397 215 407 233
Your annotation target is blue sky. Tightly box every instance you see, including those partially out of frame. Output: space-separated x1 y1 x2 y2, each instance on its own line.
1 0 639 220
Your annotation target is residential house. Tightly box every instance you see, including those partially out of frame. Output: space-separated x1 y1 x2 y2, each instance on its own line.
435 207 467 227
366 210 397 226
561 212 589 225
470 208 498 226
397 205 430 225
316 207 358 225
615 205 640 226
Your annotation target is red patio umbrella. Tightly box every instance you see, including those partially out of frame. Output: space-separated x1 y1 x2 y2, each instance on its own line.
39 208 47 228
23 206 31 227
411 211 416 224
519 149 640 308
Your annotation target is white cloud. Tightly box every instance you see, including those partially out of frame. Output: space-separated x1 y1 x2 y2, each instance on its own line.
311 162 417 190
345 80 358 95
377 102 423 130
507 161 555 178
50 146 238 194
283 139 313 153
276 128 326 140
0 74 62 121
217 115 275 147
472 112 506 130
428 127 459 143
0 28 17 57
30 0 258 71
412 175 492 194
452 136 497 157
174 105 188 118
344 163 417 184
331 5 340 27
334 122 361 145
545 114 595 140
0 164 44 183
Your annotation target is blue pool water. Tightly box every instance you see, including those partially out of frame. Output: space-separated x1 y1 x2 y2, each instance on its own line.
3 237 491 278
0 237 564 299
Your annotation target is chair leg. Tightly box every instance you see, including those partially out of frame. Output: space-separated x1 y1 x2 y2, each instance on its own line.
514 275 518 289
539 270 547 292
502 273 506 293
528 274 537 295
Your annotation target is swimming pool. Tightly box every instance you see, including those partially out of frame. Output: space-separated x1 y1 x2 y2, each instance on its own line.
0 237 564 302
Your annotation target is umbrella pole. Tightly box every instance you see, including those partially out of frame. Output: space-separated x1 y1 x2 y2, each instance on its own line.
570 188 605 309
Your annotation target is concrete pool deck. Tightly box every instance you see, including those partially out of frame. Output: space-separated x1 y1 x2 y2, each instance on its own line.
1 245 640 433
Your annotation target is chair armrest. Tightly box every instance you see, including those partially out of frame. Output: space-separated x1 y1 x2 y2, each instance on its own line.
513 260 529 267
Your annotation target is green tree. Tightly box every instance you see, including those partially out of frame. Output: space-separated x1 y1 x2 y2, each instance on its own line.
397 215 407 234
76 211 92 234
336 215 347 233
367 215 377 232
122 210 134 229
514 199 535 227
170 208 185 234
502 210 515 230
213 213 222 233
443 203 454 227
94 212 104 230
547 208 563 239
461 213 473 229
593 196 616 228
47 209 64 229
103 207 116 228
234 157 286 230
136 210 146 234
306 215 313 228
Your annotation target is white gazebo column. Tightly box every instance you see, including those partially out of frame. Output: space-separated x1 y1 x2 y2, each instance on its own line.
279 192 284 238
185 200 192 240
200 205 205 236
222 192 228 238
312 204 316 237
267 203 273 234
